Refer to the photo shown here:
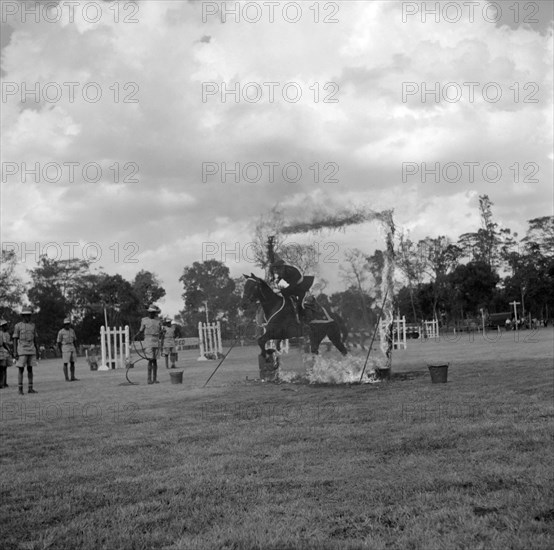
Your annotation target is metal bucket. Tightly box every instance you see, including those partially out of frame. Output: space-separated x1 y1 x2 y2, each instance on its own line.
428 364 449 383
169 371 184 384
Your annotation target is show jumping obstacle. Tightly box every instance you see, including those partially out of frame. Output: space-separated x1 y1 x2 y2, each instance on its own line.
198 321 223 360
422 319 439 339
99 325 130 370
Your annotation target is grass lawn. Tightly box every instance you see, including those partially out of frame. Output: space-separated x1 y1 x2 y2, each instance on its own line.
1 327 553 549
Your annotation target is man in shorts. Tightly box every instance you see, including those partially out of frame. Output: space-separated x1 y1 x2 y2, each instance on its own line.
162 319 178 369
12 307 39 395
136 306 162 384
0 319 13 388
57 318 79 382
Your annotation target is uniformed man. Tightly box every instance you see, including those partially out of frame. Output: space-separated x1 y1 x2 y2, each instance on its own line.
161 319 178 369
57 318 79 382
0 319 13 388
12 307 39 395
135 306 162 384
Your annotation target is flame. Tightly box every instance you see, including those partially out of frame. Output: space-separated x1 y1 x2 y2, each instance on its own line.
274 354 383 384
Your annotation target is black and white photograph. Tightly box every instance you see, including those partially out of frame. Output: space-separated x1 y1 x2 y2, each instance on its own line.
1 0 553 548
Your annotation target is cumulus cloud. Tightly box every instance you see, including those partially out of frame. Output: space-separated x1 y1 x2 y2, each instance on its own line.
1 0 552 314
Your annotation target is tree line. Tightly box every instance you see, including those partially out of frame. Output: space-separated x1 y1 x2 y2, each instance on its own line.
1 196 552 344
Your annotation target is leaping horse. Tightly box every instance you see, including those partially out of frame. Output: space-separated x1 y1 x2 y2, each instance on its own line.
241 273 348 358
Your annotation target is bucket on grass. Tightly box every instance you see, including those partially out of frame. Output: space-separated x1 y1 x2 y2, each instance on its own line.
375 368 391 381
88 356 99 371
428 363 449 383
169 370 184 384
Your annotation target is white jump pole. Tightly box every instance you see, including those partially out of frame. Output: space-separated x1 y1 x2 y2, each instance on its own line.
124 325 130 363
198 321 207 361
216 321 222 355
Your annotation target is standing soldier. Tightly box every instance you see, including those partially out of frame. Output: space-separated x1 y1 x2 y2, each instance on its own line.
135 306 162 384
12 307 39 395
57 318 79 382
162 319 178 369
0 319 13 388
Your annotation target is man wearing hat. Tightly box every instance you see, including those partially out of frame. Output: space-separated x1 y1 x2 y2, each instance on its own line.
135 305 162 384
0 319 13 388
57 318 79 382
12 307 39 394
161 319 178 369
270 257 313 321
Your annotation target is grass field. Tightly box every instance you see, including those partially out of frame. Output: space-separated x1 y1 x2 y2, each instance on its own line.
1 328 553 549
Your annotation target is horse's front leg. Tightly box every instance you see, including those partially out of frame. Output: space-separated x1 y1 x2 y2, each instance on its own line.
257 333 270 358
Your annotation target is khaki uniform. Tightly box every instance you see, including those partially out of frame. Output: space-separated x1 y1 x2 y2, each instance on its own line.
57 327 77 363
140 317 161 359
13 322 38 367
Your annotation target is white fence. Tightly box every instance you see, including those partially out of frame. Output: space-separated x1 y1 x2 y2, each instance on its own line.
100 325 130 370
422 319 439 339
198 321 223 360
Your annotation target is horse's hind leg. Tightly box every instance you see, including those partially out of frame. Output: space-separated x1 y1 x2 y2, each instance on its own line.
309 325 324 354
327 324 348 356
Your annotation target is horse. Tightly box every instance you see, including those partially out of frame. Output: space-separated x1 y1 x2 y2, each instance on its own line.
241 273 348 358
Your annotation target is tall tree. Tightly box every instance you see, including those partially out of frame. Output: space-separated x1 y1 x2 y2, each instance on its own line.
419 236 461 320
0 249 25 320
396 232 427 322
501 217 554 319
522 216 554 259
132 270 166 308
339 248 373 327
447 261 500 318
330 287 374 332
73 273 142 342
458 195 516 270
27 257 90 315
179 260 239 336
27 257 74 344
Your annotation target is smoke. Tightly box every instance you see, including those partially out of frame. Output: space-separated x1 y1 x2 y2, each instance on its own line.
281 205 393 235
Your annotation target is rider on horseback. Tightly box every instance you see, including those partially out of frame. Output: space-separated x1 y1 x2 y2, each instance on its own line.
270 257 312 321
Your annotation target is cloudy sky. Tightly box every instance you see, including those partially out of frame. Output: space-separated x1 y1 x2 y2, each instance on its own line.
1 0 553 316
